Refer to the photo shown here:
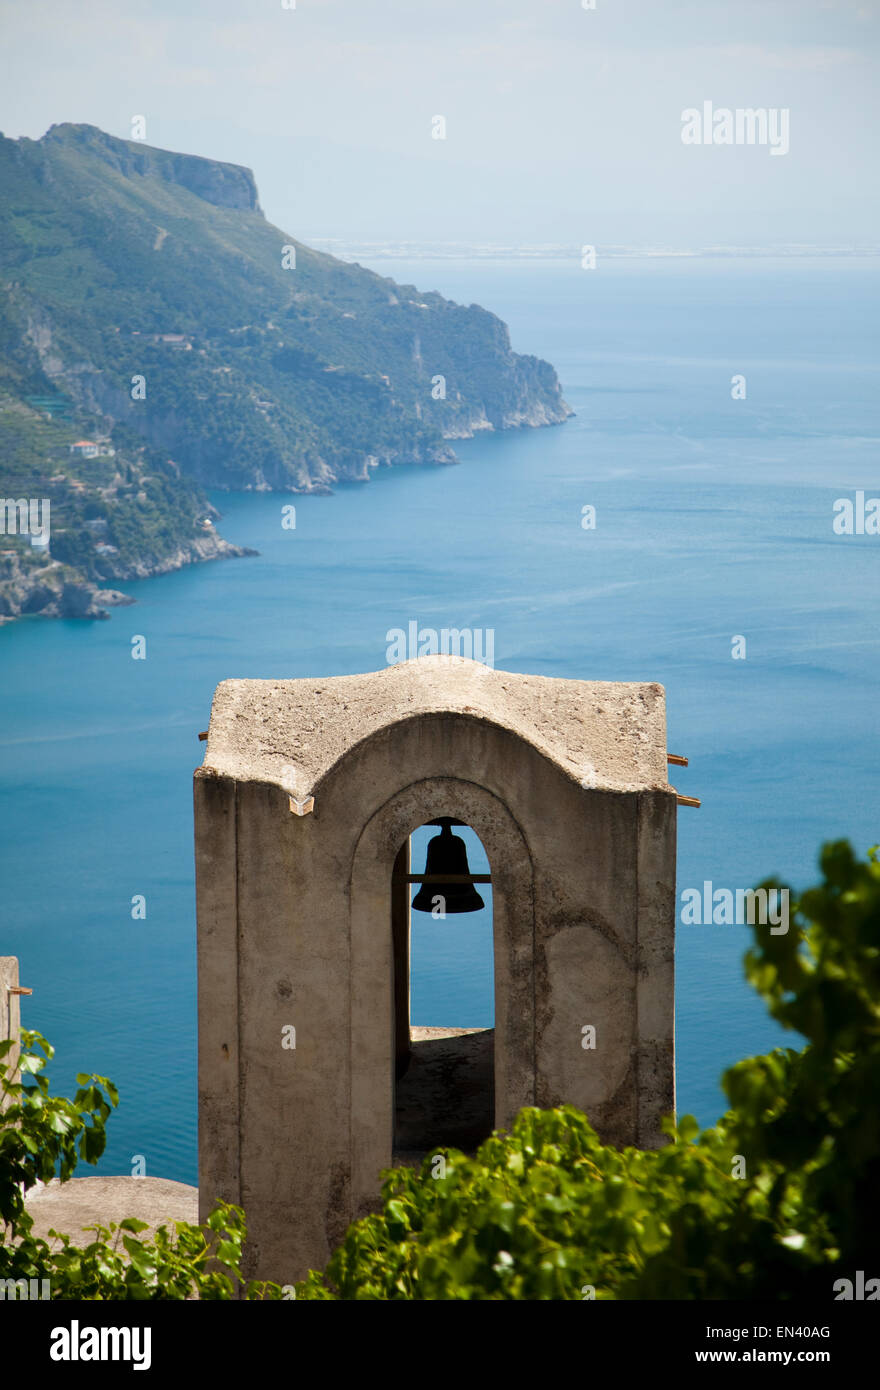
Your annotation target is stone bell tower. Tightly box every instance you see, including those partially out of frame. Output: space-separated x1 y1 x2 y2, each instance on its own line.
194 656 679 1283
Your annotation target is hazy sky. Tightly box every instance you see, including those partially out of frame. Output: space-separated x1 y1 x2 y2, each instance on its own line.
1 0 878 247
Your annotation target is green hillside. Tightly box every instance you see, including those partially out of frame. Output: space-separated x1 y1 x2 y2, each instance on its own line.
0 123 571 619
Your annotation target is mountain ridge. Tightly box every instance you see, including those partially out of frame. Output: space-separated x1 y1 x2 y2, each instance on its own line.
36 123 263 213
0 123 572 622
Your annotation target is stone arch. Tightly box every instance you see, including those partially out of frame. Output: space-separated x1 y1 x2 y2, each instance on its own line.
348 773 534 1218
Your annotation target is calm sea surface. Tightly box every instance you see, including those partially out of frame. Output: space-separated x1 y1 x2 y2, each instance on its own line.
1 256 878 1184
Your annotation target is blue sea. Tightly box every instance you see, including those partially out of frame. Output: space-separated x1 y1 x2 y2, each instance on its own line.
1 256 878 1184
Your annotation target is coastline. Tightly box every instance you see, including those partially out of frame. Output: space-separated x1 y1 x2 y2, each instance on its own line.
0 531 254 626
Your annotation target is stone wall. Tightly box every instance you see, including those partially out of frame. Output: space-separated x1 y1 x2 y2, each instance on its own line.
0 956 21 1108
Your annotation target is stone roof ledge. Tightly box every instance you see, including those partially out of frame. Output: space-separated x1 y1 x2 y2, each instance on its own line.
198 656 671 799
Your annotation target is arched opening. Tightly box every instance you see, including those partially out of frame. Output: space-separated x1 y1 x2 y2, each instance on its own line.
349 771 536 1214
391 819 495 1161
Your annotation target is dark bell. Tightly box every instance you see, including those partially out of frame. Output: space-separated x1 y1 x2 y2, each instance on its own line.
412 819 485 914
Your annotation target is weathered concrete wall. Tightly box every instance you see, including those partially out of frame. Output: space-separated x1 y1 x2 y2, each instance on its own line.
195 777 240 1217
0 957 21 1110
195 658 677 1284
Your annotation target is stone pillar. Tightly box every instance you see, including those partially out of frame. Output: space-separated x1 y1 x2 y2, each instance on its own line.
392 841 411 1078
0 957 21 1109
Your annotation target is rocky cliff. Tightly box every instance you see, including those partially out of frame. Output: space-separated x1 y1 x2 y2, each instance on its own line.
0 123 572 620
39 123 262 212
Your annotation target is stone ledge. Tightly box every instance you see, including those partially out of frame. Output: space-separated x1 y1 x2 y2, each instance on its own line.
200 656 670 797
24 1176 199 1247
